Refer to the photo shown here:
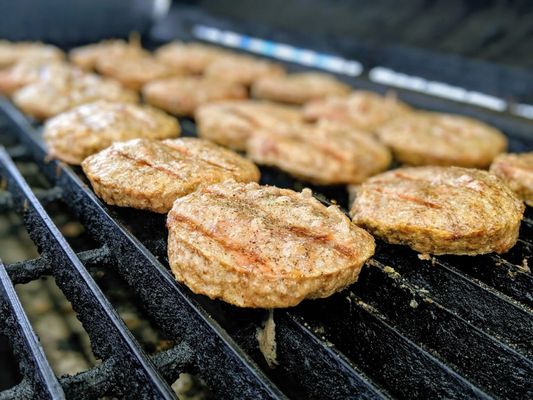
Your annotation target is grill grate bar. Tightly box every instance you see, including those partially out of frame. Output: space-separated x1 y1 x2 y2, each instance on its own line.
0 260 65 399
295 290 491 399
356 258 532 398
0 146 177 399
6 247 112 284
275 312 387 399
435 253 532 309
373 244 532 350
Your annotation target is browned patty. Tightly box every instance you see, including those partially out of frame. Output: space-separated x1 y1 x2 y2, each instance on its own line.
82 138 260 213
69 39 149 71
303 90 410 131
13 71 139 120
377 112 508 168
0 40 64 69
247 121 391 185
143 76 247 117
195 100 303 150
167 181 375 308
96 55 178 91
490 152 533 206
43 101 180 165
350 166 524 255
0 60 74 96
251 72 351 105
204 54 285 86
155 41 229 74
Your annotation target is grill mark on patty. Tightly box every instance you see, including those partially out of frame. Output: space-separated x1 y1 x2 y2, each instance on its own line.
162 141 239 173
111 149 186 180
225 107 262 127
168 212 274 274
169 232 241 276
378 171 488 194
370 187 442 209
111 142 238 180
261 131 347 163
203 187 356 258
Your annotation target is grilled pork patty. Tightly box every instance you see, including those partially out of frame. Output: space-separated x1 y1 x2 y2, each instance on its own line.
43 101 180 165
377 112 507 168
82 138 260 213
490 152 533 206
205 54 285 87
70 39 148 71
195 100 302 150
252 72 351 105
303 90 410 131
13 71 138 120
247 121 391 185
143 76 247 117
350 166 524 255
167 181 375 308
155 41 229 75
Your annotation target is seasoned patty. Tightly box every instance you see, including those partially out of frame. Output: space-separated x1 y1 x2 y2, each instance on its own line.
490 152 533 206
0 60 74 96
13 71 138 120
96 55 177 91
377 112 507 168
70 39 148 71
143 76 247 117
82 138 260 213
205 54 285 86
251 72 351 105
43 101 180 165
155 41 229 74
350 166 524 255
247 121 391 185
167 181 375 308
303 91 410 131
0 41 64 69
195 100 303 150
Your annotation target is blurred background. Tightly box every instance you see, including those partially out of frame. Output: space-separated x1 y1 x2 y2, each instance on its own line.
0 0 531 105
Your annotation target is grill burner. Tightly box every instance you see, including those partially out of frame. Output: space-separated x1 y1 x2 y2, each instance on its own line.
0 48 532 400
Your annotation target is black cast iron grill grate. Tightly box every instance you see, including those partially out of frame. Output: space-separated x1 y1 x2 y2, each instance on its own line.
0 45 532 399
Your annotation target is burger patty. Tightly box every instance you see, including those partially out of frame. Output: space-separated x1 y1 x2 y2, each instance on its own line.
96 56 177 91
350 166 524 255
142 76 247 117
251 72 351 105
377 112 507 168
82 138 260 213
0 60 78 96
13 71 138 120
490 152 533 206
155 41 229 74
43 101 180 164
69 39 148 71
0 40 64 69
205 54 285 86
195 100 303 150
247 121 391 185
167 181 375 308
303 91 410 131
